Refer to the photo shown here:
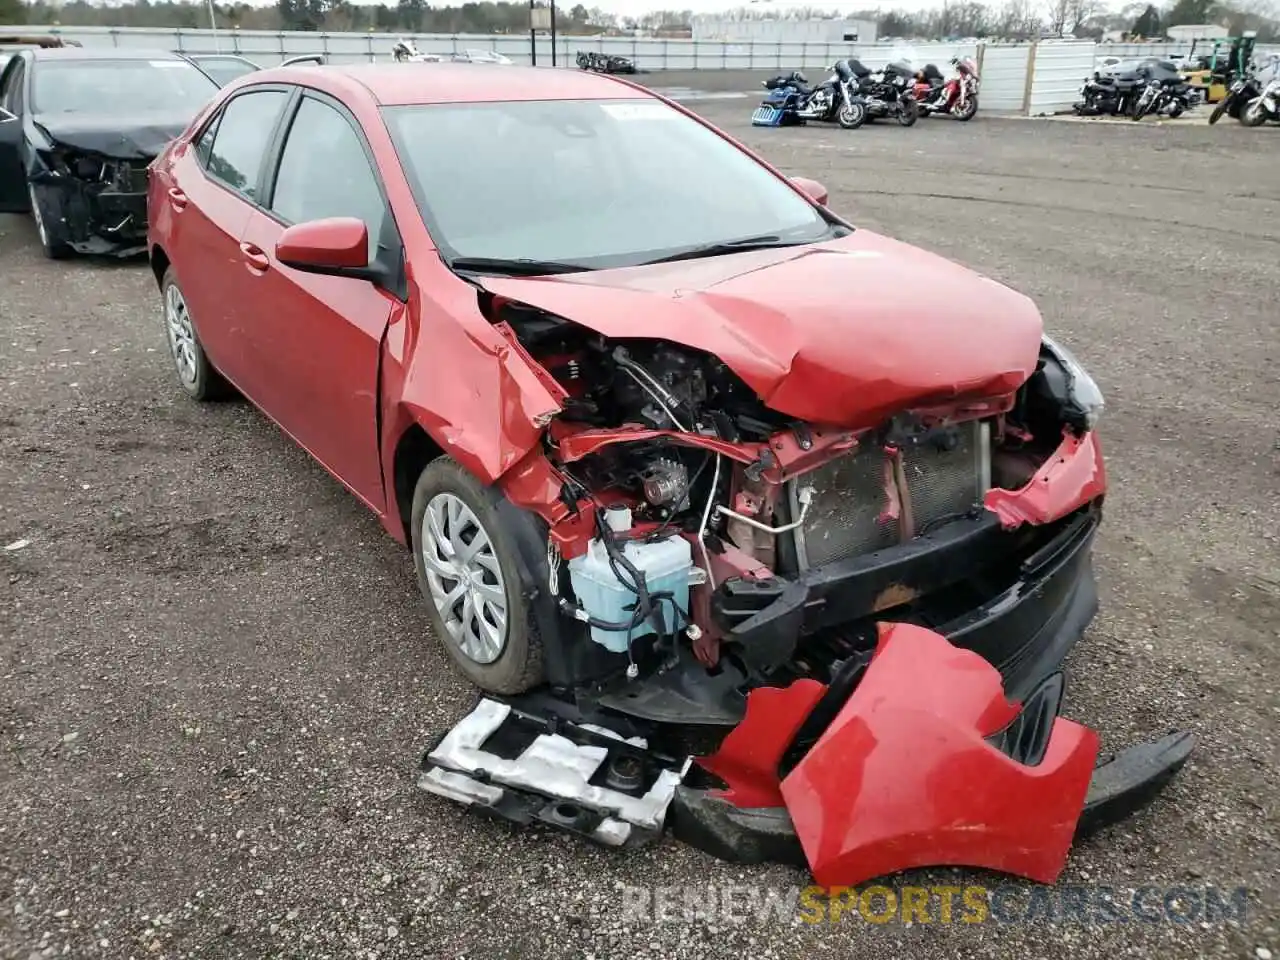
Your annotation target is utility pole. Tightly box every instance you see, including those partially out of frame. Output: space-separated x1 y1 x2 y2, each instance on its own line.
551 0 557 66
529 0 537 65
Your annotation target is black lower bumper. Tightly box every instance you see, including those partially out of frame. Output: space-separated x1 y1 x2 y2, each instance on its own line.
603 507 1102 726
32 179 147 256
668 730 1196 867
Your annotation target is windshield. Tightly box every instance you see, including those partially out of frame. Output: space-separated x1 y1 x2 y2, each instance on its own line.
383 98 834 269
191 56 259 87
32 58 218 114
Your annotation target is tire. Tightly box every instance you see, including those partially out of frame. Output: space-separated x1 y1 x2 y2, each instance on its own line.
837 99 867 129
1239 100 1268 127
28 184 72 260
410 457 544 695
1209 95 1232 125
954 95 978 121
896 98 918 127
159 267 232 402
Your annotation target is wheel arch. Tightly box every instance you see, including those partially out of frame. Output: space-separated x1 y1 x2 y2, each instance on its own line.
391 422 447 546
150 243 171 289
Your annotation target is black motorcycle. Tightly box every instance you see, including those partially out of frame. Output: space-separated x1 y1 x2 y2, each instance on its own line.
852 58 919 126
1074 60 1163 116
576 51 636 74
1209 68 1262 124
1129 64 1199 119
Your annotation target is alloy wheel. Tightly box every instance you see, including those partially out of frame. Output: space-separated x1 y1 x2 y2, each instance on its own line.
420 492 508 665
164 283 199 387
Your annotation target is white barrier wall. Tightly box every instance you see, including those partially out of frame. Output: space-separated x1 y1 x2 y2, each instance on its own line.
1027 40 1097 116
978 44 1032 112
15 25 1279 115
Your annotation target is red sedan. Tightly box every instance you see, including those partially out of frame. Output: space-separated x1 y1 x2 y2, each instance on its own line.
147 63 1188 886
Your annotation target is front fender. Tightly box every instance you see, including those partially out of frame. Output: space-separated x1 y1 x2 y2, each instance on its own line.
376 271 564 541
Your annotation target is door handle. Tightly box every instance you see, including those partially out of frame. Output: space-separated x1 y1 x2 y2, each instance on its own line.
167 187 187 211
239 242 270 273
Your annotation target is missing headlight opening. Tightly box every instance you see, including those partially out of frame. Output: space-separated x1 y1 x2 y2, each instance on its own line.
419 289 1186 890
29 146 150 256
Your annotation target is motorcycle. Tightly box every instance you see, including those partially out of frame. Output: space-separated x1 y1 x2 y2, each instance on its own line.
1129 66 1199 119
391 39 443 63
1209 69 1261 124
913 56 980 120
576 51 636 74
1239 74 1280 126
854 58 919 126
1075 62 1146 116
751 62 868 130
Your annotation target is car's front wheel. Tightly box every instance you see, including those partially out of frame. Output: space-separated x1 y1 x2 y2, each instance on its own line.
410 458 544 694
160 267 231 401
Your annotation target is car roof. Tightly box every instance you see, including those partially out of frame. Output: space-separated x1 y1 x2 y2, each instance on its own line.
30 47 190 62
186 53 256 61
249 62 650 106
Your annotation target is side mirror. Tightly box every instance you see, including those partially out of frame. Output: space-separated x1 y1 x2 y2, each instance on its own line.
790 176 829 206
276 217 373 278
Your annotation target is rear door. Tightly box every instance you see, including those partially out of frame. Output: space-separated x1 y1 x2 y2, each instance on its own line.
164 86 293 385
235 92 399 509
0 57 30 213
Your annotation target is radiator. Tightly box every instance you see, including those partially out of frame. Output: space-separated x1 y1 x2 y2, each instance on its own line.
790 421 991 570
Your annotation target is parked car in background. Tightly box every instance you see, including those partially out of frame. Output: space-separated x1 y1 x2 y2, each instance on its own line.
0 46 220 258
179 52 327 87
0 33 81 75
451 49 513 64
391 40 512 64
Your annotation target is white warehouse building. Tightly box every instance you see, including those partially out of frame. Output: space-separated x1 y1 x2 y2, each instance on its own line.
692 17 878 44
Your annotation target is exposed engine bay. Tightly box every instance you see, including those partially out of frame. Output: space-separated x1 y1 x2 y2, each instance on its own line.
486 292 1101 704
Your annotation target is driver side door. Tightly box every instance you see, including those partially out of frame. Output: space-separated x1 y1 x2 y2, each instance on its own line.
234 92 400 511
0 57 31 214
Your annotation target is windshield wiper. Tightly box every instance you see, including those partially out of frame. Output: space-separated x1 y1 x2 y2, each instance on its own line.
448 256 591 276
640 235 813 266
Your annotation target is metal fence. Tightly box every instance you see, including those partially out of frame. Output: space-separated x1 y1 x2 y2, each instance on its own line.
15 25 1280 115
1028 40 1097 116
978 43 1032 112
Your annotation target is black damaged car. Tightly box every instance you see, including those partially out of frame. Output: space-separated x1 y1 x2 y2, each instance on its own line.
0 47 219 258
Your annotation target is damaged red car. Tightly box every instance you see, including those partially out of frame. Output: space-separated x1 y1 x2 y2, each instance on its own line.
147 63 1191 887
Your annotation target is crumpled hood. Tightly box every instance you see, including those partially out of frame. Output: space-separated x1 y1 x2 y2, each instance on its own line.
479 230 1044 429
32 110 191 159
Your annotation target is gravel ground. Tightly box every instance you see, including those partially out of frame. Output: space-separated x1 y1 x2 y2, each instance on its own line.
1 99 1278 960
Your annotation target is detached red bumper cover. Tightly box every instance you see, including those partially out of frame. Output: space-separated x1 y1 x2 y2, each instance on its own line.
781 625 1097 886
680 623 1192 887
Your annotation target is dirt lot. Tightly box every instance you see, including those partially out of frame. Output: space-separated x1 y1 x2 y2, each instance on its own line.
2 101 1278 960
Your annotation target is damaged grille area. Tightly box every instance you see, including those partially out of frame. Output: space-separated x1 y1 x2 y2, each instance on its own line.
791 420 991 569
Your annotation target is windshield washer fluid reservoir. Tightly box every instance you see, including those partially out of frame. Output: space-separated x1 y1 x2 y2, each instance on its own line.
568 521 692 655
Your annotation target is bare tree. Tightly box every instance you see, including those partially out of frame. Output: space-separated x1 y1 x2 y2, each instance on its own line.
1064 0 1099 33
1045 0 1070 34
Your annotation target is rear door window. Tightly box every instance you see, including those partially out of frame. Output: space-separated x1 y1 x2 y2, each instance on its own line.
204 89 289 202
